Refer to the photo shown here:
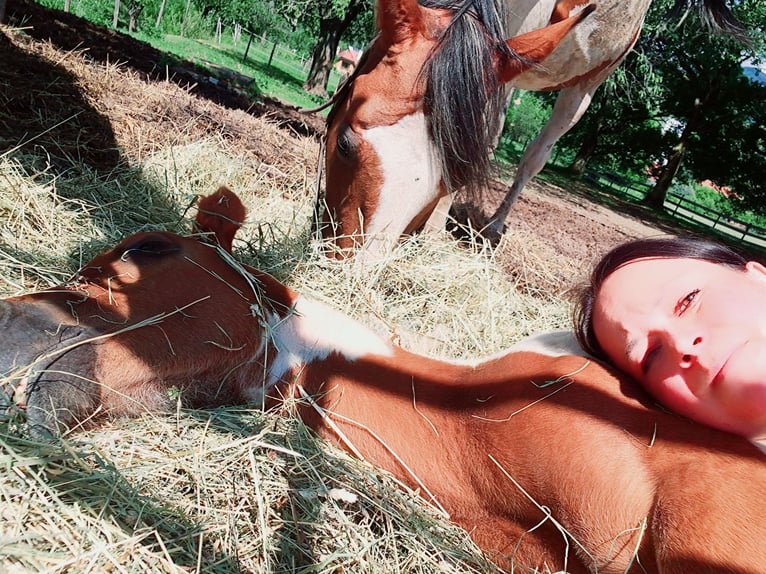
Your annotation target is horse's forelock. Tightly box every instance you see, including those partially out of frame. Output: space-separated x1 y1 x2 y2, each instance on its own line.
420 0 511 195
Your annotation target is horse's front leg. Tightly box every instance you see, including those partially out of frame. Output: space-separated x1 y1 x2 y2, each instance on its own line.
485 80 602 242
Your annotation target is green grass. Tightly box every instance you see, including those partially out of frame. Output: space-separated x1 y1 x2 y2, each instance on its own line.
34 0 343 109
132 31 342 110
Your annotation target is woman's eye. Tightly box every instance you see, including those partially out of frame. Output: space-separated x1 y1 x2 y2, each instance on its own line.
676 289 700 315
641 345 659 375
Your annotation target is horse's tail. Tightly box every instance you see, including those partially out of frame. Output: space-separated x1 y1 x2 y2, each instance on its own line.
671 0 749 44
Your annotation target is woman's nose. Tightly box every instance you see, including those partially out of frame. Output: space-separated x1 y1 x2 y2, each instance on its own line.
672 334 703 368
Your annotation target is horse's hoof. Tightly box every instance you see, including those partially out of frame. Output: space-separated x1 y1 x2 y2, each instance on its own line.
480 224 505 247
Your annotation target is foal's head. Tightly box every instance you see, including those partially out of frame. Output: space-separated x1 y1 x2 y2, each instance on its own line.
0 187 287 436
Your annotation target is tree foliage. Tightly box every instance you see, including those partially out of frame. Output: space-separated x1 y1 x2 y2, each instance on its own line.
285 0 371 95
501 92 554 150
552 0 765 212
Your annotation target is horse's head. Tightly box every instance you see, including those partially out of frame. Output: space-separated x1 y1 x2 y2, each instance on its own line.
322 0 594 256
0 187 291 437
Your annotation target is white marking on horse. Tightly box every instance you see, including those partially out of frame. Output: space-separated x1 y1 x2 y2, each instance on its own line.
265 295 394 388
363 112 442 254
442 330 590 368
506 330 590 358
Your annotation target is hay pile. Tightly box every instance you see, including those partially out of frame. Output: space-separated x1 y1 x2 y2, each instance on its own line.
1 22 571 574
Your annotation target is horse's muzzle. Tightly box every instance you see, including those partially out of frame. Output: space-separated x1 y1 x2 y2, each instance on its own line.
0 300 100 438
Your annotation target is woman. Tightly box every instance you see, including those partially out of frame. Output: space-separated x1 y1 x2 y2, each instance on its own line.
573 236 766 443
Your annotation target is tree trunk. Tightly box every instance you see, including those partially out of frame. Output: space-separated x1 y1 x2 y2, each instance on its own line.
64 0 71 13
303 0 364 96
112 0 120 28
643 79 720 209
303 19 342 96
128 4 142 33
155 0 167 28
568 91 607 176
643 141 686 208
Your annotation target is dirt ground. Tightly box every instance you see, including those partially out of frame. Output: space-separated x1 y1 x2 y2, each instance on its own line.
2 0 672 292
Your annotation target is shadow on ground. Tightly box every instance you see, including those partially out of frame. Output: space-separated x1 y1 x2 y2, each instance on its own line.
6 0 324 139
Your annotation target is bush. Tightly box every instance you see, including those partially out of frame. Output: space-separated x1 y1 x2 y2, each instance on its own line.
37 0 113 27
500 91 552 148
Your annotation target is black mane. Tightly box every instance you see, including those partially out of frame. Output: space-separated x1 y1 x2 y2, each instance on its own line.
419 0 513 194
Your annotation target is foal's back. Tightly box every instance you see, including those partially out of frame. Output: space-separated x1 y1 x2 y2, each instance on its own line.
303 342 765 572
458 350 766 573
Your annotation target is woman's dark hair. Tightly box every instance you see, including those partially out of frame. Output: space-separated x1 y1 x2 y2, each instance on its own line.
572 236 748 360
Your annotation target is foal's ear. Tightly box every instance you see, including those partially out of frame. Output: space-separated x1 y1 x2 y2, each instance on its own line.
195 186 247 253
497 4 596 84
377 0 425 45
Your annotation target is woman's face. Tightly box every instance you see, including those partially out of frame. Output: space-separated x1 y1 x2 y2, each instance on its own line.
592 257 766 438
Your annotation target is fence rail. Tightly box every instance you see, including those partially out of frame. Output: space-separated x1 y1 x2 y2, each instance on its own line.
584 169 766 251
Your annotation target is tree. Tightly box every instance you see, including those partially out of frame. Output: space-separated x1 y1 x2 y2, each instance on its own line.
271 0 371 96
641 0 765 208
303 0 367 95
203 0 282 37
554 0 764 210
127 0 144 32
561 50 664 177
684 69 766 214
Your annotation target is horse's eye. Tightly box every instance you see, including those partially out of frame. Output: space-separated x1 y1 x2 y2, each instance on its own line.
119 233 181 262
336 125 358 160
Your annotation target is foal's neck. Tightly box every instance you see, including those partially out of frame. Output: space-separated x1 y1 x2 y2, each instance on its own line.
264 289 396 387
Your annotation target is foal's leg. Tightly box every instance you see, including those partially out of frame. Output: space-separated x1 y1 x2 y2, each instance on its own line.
465 516 585 573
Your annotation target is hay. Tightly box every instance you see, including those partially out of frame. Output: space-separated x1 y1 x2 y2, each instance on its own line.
1 408 506 573
0 24 571 574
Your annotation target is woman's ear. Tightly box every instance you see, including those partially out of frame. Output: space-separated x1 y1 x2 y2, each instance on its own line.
744 261 766 280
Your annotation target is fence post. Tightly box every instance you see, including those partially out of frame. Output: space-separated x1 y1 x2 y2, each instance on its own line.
243 31 254 63
672 196 681 215
267 41 277 67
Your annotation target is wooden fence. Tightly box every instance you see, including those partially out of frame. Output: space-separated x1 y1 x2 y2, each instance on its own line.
584 170 766 251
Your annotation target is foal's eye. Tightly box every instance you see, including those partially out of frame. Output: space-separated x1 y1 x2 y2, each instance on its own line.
119 234 181 262
676 289 700 315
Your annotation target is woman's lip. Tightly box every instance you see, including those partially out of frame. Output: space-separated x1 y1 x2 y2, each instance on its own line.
711 343 743 388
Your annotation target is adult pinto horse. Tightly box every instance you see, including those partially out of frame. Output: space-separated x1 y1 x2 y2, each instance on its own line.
2 187 765 572
320 0 744 254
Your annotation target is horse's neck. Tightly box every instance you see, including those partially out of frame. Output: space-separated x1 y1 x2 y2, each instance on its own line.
262 287 477 424
263 287 585 405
